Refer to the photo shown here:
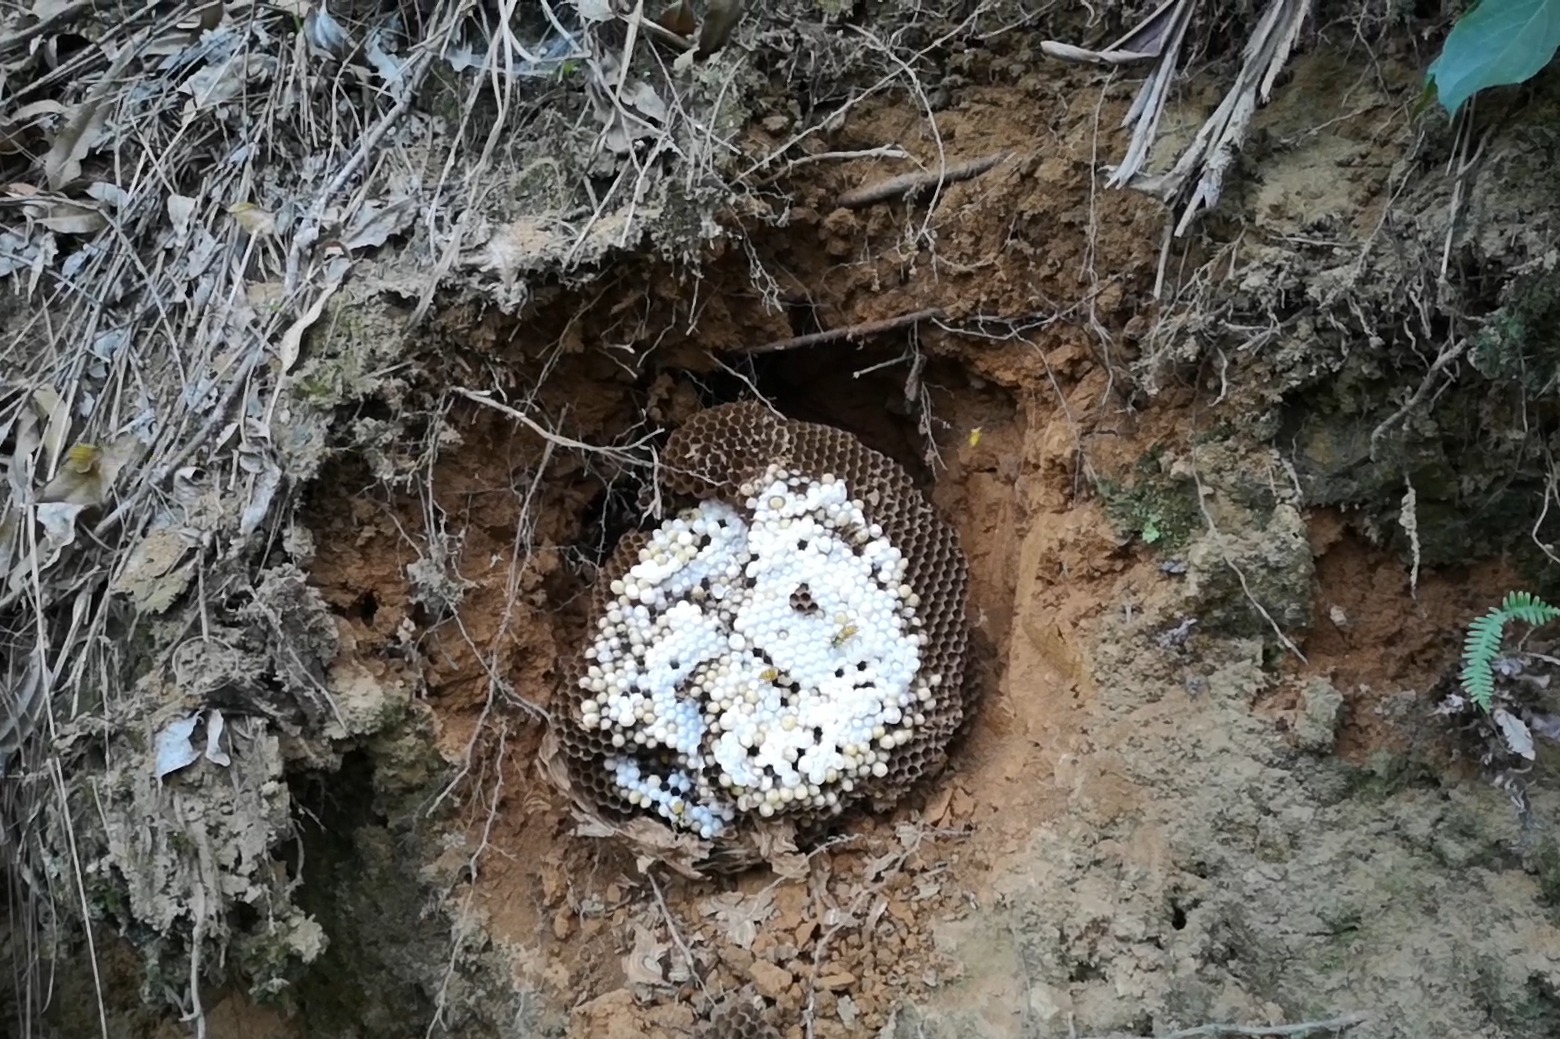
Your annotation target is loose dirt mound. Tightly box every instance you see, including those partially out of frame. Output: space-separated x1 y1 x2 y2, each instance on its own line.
7 3 1560 1039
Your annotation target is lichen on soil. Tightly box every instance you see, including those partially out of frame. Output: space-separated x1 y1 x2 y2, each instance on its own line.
8 2 1560 1038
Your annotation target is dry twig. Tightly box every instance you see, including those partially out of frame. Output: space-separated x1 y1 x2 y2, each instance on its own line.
739 309 945 356
1074 1011 1368 1039
837 151 1010 209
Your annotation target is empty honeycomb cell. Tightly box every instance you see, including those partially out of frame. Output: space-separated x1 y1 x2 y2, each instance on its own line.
551 402 972 864
695 994 777 1039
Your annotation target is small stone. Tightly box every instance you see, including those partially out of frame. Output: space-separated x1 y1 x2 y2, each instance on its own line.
551 910 573 941
749 960 794 1000
1295 678 1344 753
817 971 856 991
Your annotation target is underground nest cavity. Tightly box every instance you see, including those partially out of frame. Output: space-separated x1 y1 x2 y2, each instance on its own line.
551 402 971 866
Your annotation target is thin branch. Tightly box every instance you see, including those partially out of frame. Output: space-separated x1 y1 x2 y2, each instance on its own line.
836 151 1010 209
450 386 658 461
1369 336 1468 457
1075 1011 1368 1039
739 309 945 356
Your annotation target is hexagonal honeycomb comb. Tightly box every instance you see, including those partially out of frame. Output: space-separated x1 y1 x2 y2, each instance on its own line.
552 401 971 865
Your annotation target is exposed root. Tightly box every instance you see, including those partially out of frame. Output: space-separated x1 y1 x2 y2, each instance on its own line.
740 309 945 356
835 150 1011 210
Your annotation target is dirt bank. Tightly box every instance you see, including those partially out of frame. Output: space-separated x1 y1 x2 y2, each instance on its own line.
7 3 1560 1039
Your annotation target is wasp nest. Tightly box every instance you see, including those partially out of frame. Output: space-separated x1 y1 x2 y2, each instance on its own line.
552 402 971 861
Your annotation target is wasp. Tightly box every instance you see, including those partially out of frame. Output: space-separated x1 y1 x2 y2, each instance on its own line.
831 623 860 648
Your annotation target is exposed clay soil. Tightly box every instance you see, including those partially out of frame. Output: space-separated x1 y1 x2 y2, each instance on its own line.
288 52 1560 1039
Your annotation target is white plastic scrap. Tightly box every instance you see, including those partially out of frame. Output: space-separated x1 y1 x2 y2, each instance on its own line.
153 708 233 780
1493 708 1536 760
154 715 201 779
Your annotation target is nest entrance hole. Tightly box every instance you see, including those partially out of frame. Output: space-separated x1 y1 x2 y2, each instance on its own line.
575 337 964 566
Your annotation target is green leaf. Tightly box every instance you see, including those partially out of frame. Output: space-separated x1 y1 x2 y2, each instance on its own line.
1428 0 1560 116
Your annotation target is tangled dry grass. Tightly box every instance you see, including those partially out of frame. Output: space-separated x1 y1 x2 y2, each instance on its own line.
0 0 623 1026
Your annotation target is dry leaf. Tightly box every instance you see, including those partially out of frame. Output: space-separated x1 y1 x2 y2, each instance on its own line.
6 407 40 500
32 386 70 474
43 97 110 190
167 194 197 244
112 525 197 613
182 55 268 110
276 256 349 371
0 99 66 156
229 201 277 236
0 227 42 279
85 181 129 209
36 501 86 559
36 201 107 235
204 709 231 766
364 32 407 84
1493 708 1536 760
36 435 139 506
305 6 352 56
339 197 414 251
42 37 135 189
238 453 282 539
0 510 17 585
0 652 46 769
621 924 669 986
154 714 202 780
702 889 774 949
575 0 615 21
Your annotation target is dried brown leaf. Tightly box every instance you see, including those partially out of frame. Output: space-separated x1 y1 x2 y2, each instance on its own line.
35 200 107 235
622 925 670 986
167 194 198 244
0 99 66 156
42 99 109 190
339 197 413 251
111 524 197 613
229 201 277 236
36 434 139 506
276 256 349 371
701 888 774 949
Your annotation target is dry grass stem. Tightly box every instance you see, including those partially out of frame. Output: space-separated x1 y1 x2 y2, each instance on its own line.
740 309 945 356
1074 1012 1368 1039
836 150 1011 209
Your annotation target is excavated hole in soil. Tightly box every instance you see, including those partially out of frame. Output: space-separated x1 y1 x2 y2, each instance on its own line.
287 68 1560 1037
299 237 1043 1033
575 342 964 571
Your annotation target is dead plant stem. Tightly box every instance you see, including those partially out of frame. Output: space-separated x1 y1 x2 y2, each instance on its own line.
451 386 657 465
1075 1011 1367 1039
740 309 944 356
837 151 1009 209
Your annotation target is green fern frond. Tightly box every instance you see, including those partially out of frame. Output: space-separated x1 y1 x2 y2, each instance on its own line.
1460 591 1560 710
